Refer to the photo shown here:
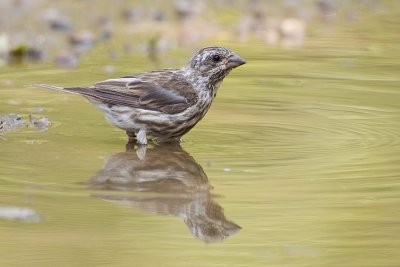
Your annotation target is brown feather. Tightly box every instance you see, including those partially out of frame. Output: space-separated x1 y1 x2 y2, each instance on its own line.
63 70 198 114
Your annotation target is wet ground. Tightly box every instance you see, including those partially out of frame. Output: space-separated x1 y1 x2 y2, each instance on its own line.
1 7 400 267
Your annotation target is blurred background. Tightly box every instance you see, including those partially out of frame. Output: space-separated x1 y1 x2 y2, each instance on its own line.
1 1 400 267
1 0 398 69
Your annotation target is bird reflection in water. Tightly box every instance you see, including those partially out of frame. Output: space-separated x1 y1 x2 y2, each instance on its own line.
87 142 241 243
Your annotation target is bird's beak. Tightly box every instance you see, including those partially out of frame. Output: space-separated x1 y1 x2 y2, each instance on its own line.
227 53 246 69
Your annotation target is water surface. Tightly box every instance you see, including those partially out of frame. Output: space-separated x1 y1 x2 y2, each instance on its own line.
1 23 400 267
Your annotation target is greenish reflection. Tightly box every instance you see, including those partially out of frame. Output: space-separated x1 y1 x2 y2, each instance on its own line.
88 142 241 243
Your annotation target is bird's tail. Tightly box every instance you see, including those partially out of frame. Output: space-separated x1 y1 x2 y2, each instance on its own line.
33 84 83 95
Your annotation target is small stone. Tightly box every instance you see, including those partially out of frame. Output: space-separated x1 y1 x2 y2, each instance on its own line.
0 121 4 134
0 206 42 223
29 114 52 132
0 114 26 132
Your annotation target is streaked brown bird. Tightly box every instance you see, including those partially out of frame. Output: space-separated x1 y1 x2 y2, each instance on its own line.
35 46 246 144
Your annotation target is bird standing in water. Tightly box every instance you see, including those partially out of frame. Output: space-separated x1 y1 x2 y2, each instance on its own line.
35 46 246 145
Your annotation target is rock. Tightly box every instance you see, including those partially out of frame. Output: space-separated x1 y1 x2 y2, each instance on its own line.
0 114 26 132
9 45 47 63
0 206 42 223
54 52 80 69
29 115 52 132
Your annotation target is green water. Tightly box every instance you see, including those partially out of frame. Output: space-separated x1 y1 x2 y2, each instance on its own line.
1 16 400 267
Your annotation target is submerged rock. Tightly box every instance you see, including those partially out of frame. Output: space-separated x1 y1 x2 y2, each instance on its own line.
0 113 52 135
0 113 26 132
0 206 42 223
29 115 52 132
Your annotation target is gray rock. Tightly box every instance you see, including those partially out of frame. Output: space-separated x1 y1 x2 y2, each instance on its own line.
0 206 43 223
0 113 26 132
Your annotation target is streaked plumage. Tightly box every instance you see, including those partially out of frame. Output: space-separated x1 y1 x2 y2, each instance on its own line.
35 46 246 144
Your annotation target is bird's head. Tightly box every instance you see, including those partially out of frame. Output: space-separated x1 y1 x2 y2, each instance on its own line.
188 47 246 82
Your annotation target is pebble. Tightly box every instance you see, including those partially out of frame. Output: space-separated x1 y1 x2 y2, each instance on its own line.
0 113 52 134
29 115 52 132
0 113 26 132
0 206 42 223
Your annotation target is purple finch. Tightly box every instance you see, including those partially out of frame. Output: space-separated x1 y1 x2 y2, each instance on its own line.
35 46 246 144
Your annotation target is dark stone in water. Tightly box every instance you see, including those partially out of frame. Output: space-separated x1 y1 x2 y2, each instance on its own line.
29 115 52 132
0 113 26 132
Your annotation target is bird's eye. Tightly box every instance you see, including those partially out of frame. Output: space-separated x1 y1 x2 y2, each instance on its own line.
212 54 221 63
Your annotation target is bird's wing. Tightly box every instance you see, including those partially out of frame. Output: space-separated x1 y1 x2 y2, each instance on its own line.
59 70 197 114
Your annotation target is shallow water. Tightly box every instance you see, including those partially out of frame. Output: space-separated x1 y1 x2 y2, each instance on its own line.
1 25 400 267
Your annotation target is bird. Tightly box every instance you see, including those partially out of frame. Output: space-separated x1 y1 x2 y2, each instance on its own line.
35 46 246 145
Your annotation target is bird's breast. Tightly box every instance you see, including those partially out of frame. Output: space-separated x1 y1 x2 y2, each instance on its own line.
94 88 214 139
